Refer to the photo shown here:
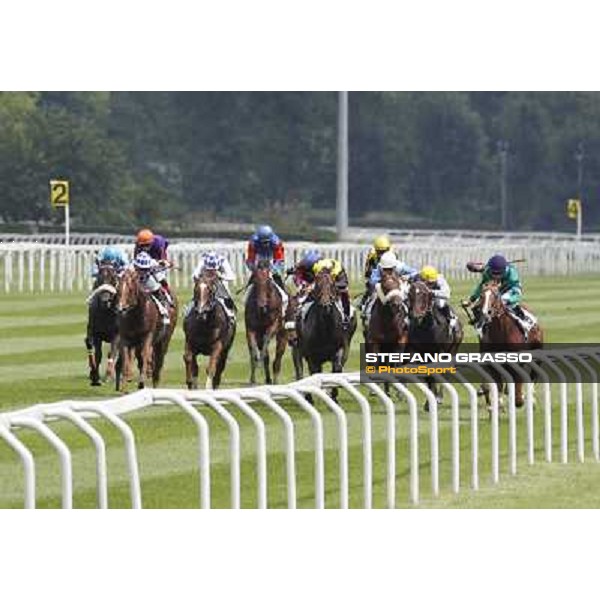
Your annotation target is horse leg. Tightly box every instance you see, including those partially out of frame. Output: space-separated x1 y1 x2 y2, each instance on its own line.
515 381 524 408
272 329 287 385
183 342 197 390
206 341 224 390
138 338 153 389
247 331 260 385
263 344 272 385
152 341 166 387
105 336 118 381
213 351 229 390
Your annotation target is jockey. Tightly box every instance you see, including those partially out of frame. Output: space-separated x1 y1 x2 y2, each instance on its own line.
462 254 533 334
191 250 237 317
416 265 459 333
91 246 128 280
245 224 287 313
134 228 173 304
359 235 392 310
311 257 352 327
362 250 416 324
364 235 393 280
369 250 418 287
245 224 286 286
288 249 322 296
133 251 171 325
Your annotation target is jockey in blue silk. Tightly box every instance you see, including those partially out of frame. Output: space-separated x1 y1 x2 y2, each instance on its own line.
91 246 129 279
362 251 416 325
368 250 418 287
244 224 288 314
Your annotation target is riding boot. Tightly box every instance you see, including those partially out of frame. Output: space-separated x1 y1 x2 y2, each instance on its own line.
341 290 351 329
161 281 174 306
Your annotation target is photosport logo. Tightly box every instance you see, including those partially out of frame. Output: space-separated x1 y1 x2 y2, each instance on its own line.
359 344 600 384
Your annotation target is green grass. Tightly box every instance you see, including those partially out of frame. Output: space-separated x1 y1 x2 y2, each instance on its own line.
1 274 600 508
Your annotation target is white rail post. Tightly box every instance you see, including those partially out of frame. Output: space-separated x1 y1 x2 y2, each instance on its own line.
361 377 397 509
536 355 569 463
44 408 109 509
188 392 241 509
268 387 325 509
0 426 36 509
237 390 297 509
572 349 599 461
293 383 349 509
9 418 73 509
528 356 553 463
391 381 420 505
311 375 373 508
552 354 584 463
75 405 143 509
152 391 211 509
208 391 268 510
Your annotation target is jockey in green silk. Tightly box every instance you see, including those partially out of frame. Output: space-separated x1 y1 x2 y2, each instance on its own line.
468 255 522 307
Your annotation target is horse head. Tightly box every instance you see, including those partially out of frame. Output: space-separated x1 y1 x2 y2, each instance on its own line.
253 259 274 314
480 281 506 325
313 269 337 312
408 280 433 322
193 272 218 320
116 268 144 315
94 263 118 310
378 271 407 322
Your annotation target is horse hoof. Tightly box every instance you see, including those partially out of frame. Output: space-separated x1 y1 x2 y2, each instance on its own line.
138 382 145 390
423 400 430 412
90 380 101 387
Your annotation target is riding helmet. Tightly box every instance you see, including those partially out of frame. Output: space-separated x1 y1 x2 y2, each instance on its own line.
137 229 154 245
379 251 398 269
420 265 439 282
256 225 274 242
374 235 392 253
487 254 508 275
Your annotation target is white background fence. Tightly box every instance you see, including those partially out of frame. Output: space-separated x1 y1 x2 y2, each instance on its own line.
3 239 600 293
1 349 598 509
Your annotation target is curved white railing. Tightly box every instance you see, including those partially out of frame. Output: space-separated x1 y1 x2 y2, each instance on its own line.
2 239 600 293
0 350 598 509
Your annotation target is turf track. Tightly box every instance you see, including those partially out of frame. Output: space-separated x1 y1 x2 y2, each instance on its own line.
1 274 600 508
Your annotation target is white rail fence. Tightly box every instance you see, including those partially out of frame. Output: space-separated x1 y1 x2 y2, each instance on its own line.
0 349 598 509
3 240 600 293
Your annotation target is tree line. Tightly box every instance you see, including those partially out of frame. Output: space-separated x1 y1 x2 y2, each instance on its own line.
0 91 597 233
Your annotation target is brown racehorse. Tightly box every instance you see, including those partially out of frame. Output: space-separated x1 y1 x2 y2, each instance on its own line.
366 270 409 352
244 260 287 385
85 263 119 386
475 280 543 407
183 271 236 389
407 279 464 406
115 268 178 391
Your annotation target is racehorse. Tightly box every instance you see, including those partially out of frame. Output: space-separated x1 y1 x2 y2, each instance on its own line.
244 259 287 385
183 270 236 389
364 270 409 395
84 263 119 386
407 279 463 406
474 280 543 407
115 267 178 391
296 268 356 398
366 270 410 351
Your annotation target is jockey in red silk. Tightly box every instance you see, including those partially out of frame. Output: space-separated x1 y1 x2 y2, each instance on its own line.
245 225 286 289
133 228 173 302
244 224 288 314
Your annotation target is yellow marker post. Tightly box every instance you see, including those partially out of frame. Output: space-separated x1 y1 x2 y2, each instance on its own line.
566 199 582 238
50 180 70 246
